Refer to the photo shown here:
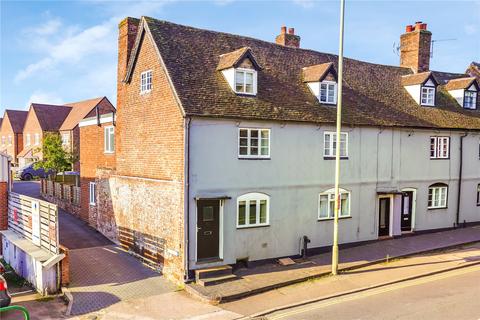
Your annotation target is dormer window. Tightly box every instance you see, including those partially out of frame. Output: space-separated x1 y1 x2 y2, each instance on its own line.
217 47 261 96
319 81 337 104
235 69 255 94
421 86 435 106
303 62 338 106
464 90 477 109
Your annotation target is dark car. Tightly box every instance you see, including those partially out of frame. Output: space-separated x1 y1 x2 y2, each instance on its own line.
16 163 51 180
0 275 11 308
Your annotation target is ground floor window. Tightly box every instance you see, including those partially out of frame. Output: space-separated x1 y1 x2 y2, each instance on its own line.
428 184 448 209
89 182 96 205
477 184 480 206
318 188 350 219
237 193 269 228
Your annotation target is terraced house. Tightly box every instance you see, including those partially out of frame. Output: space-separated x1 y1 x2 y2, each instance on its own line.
0 110 28 165
95 17 479 283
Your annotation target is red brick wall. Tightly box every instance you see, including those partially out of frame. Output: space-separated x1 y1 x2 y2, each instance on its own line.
114 18 186 282
400 27 432 73
21 108 44 161
79 121 116 223
0 115 21 164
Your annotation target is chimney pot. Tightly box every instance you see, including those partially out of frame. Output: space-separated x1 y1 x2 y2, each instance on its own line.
406 25 414 33
281 26 287 34
275 26 300 48
400 21 431 73
288 27 295 35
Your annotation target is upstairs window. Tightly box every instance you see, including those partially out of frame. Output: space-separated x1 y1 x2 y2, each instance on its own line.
319 81 337 104
324 132 348 158
428 183 448 209
464 91 477 109
235 69 255 94
1 136 5 145
61 133 69 147
34 133 40 145
238 128 270 158
7 135 12 146
25 134 31 146
237 193 269 228
140 70 152 94
104 126 115 154
430 137 449 159
319 188 350 219
421 86 435 106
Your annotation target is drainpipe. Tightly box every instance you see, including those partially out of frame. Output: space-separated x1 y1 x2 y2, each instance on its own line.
183 117 192 282
456 132 468 227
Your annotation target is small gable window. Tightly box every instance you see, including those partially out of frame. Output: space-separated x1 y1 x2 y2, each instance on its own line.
235 69 255 94
320 81 337 104
421 86 435 106
464 90 477 109
140 70 152 94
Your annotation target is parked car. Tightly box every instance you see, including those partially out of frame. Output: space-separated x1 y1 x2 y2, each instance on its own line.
0 275 11 308
15 163 51 180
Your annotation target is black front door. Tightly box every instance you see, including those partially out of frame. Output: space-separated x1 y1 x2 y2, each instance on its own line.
197 200 220 261
378 198 390 237
401 191 414 231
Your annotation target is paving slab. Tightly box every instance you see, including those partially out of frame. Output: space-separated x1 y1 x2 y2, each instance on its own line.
187 226 480 303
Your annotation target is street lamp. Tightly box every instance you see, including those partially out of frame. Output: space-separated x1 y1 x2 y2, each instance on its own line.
332 0 346 276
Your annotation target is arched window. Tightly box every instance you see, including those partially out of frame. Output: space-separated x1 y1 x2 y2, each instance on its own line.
318 188 350 220
428 183 448 209
237 193 270 228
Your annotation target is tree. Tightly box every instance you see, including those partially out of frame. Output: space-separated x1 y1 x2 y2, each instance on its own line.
33 133 75 181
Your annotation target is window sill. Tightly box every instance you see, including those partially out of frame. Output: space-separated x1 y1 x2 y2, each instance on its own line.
238 157 271 160
427 206 448 211
237 224 270 230
140 90 151 95
104 151 115 155
323 156 348 160
318 216 352 221
89 203 96 207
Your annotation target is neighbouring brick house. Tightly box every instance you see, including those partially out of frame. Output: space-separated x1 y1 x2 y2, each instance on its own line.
18 104 72 168
78 112 116 229
88 17 479 284
0 110 28 165
59 97 115 171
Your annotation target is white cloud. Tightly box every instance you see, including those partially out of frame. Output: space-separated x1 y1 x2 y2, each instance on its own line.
213 0 235 6
33 18 62 35
464 24 477 35
26 90 64 106
293 0 315 9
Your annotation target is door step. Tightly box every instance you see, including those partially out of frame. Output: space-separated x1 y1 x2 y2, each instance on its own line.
195 265 237 286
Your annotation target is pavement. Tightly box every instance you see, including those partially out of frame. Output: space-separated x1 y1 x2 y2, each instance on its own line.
262 264 480 320
187 225 480 303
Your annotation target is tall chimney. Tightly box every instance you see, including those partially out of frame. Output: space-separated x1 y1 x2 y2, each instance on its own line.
400 21 432 73
275 26 300 48
117 17 140 109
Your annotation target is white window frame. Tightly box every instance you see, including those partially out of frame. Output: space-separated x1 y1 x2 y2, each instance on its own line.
89 182 96 205
319 81 337 104
318 188 351 220
234 68 256 95
428 184 448 209
61 133 69 147
34 133 40 145
477 184 480 206
324 131 348 158
7 135 12 146
140 70 152 94
464 90 477 110
421 86 435 106
430 136 450 159
1 136 5 146
238 128 270 159
237 193 270 228
104 126 115 154
25 134 31 146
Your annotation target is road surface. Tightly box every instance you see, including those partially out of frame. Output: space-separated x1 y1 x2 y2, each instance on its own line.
266 264 480 320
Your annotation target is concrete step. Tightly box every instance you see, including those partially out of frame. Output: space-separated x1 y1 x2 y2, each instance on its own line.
196 274 238 287
195 265 233 280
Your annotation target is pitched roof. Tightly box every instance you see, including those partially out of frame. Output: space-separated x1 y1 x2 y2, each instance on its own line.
216 47 261 71
31 104 72 131
133 17 480 130
60 97 105 131
5 110 28 133
466 62 480 79
444 77 478 91
303 63 336 82
401 72 437 86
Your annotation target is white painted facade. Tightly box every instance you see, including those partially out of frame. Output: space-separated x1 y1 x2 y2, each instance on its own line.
187 117 480 269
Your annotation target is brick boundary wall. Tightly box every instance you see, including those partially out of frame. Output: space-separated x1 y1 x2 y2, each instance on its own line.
41 179 81 217
59 245 70 286
0 181 8 254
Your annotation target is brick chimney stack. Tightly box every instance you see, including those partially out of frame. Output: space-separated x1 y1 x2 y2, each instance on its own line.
400 21 432 73
117 17 140 109
275 26 300 48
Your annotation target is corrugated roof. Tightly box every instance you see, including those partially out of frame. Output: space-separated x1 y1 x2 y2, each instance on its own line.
133 17 480 130
60 97 104 130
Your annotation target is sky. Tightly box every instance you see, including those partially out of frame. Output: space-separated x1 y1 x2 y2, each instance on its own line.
0 0 479 115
